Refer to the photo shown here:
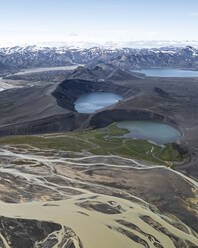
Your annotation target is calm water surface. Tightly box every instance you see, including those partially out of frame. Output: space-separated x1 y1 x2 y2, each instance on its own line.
75 92 122 113
134 69 198 77
117 121 181 145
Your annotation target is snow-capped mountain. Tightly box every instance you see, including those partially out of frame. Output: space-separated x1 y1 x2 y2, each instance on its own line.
0 45 198 70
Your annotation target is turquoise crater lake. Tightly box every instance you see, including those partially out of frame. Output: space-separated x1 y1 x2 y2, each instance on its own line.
133 69 198 77
75 92 122 113
117 121 181 145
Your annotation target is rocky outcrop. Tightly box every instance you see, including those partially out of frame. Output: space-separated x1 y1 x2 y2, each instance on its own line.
154 87 170 98
88 109 165 128
67 66 99 81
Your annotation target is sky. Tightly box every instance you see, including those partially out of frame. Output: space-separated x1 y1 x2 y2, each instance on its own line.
0 0 198 45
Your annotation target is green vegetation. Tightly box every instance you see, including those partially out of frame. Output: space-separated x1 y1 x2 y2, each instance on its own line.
158 144 182 162
0 123 186 166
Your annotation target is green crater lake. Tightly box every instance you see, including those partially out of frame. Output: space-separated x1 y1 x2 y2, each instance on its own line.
117 121 181 145
75 92 122 113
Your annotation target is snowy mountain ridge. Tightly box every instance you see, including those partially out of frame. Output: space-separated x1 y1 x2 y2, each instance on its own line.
0 45 198 70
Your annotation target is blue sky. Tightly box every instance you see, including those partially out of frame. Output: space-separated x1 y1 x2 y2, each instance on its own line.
0 0 198 44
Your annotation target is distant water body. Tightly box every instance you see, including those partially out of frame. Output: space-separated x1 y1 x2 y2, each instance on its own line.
75 92 122 113
14 65 81 75
117 121 181 145
134 69 198 77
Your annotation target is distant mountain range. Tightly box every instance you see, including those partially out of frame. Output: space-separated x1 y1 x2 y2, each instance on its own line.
1 40 198 49
0 45 198 71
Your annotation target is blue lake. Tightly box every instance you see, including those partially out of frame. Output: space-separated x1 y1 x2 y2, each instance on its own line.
117 121 181 145
133 69 198 77
75 92 122 113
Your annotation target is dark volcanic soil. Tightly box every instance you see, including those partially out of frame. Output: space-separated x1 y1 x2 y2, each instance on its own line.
0 68 198 179
0 216 82 248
